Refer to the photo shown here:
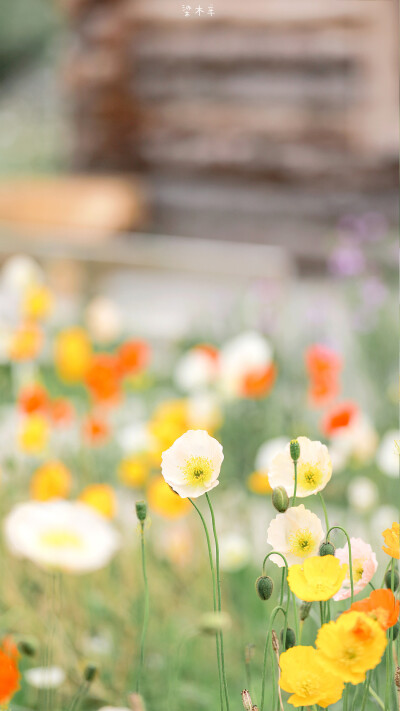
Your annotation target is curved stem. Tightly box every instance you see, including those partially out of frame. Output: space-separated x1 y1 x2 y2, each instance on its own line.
262 552 290 651
326 526 354 604
318 492 329 532
260 606 286 711
206 493 230 711
136 521 150 694
189 498 224 711
292 460 298 506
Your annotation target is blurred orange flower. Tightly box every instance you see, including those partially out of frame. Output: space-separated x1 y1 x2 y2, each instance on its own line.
18 414 49 455
0 648 20 703
321 401 359 438
241 362 277 399
118 339 150 377
306 344 342 407
18 383 48 415
147 476 190 519
49 398 75 427
83 414 110 446
79 484 117 519
55 327 92 383
348 589 399 630
31 461 72 501
382 522 400 560
9 323 42 361
85 353 121 405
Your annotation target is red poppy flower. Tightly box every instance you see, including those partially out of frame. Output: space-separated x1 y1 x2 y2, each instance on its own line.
118 340 150 377
321 401 359 437
241 363 277 399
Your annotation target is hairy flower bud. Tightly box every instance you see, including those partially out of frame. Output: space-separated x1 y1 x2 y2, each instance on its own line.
271 630 279 654
319 541 335 557
384 567 399 591
17 637 37 657
395 666 400 689
135 500 147 523
299 601 313 621
255 575 273 601
242 689 253 711
280 627 296 650
290 439 300 462
83 663 98 682
272 486 289 513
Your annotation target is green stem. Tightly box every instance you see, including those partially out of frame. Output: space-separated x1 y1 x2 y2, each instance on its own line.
136 521 150 694
369 686 385 709
291 592 299 641
260 606 286 711
206 493 230 711
358 671 371 711
189 498 224 711
326 526 354 604
262 552 290 650
319 601 324 627
318 492 329 532
292 460 298 506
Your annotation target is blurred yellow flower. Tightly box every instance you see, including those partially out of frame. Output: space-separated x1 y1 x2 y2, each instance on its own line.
316 611 387 684
78 484 117 519
18 415 49 455
382 521 400 559
118 455 150 488
55 327 92 383
23 285 53 321
148 400 188 455
147 476 190 519
288 555 348 602
247 471 272 495
279 646 344 708
9 323 42 361
31 461 72 501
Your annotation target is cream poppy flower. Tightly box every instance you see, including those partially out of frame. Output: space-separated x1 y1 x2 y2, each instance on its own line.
267 504 325 567
334 537 378 601
4 500 121 574
376 430 400 478
174 346 219 393
268 436 332 497
25 666 65 688
161 429 223 499
219 331 273 397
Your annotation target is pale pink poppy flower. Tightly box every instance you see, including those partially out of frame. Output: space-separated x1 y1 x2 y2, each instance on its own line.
333 537 378 601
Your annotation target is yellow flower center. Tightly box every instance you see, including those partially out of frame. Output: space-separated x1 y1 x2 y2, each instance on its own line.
181 456 214 487
41 530 83 549
288 528 316 557
297 462 323 491
353 558 364 582
299 677 318 697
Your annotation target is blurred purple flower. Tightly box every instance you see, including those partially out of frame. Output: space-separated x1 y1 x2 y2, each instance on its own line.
361 277 388 309
328 240 366 277
338 212 387 243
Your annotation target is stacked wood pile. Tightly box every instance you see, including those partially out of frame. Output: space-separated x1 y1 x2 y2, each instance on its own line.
62 0 398 257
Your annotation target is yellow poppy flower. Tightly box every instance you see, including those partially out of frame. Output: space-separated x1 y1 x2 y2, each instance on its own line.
30 461 72 501
382 521 400 559
79 484 117 519
18 414 49 455
247 471 272 495
54 327 92 384
23 285 53 321
288 555 348 601
118 455 150 488
316 611 387 684
280 646 344 708
147 476 190 519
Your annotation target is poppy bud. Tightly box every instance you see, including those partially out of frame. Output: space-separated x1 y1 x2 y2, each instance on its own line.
280 627 296 650
319 541 335 557
384 567 399 591
395 666 400 689
393 623 400 642
84 663 98 682
255 575 273 601
242 690 253 711
17 637 37 657
272 486 289 513
135 500 147 523
299 601 312 621
290 439 300 462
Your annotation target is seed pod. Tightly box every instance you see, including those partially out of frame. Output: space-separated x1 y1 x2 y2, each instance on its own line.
395 666 400 689
290 439 300 462
84 663 98 682
242 690 253 711
319 541 335 557
280 627 296 650
135 500 147 522
393 622 400 642
300 601 312 622
255 575 273 601
384 567 399 591
272 486 289 513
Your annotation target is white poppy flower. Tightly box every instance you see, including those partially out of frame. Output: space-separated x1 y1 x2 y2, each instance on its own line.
85 296 122 344
161 429 223 499
219 331 272 397
219 533 251 572
4 500 121 574
174 347 219 393
268 436 332 497
347 476 378 513
255 437 289 473
376 430 400 478
267 504 325 567
25 666 65 688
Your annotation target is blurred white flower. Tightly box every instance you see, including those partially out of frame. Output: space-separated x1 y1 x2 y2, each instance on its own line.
255 437 288 473
267 504 325 567
329 413 377 467
153 520 195 568
85 296 122 344
347 477 378 513
25 666 65 688
117 421 155 455
187 392 221 431
82 633 113 657
376 430 400 478
174 346 219 392
1 255 43 293
334 537 378 601
4 500 121 574
219 331 273 397
161 429 223 499
268 437 332 497
219 533 251 572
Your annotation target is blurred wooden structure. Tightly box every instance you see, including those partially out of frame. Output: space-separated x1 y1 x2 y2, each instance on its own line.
62 0 398 257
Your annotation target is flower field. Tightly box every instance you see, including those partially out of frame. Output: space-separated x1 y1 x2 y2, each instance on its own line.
0 245 397 711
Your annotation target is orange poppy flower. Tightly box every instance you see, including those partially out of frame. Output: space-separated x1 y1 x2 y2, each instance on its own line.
308 376 340 408
321 401 359 438
348 588 399 630
195 343 219 363
83 414 110 446
118 339 150 377
18 383 48 415
0 648 19 703
85 354 121 405
49 398 74 427
9 322 42 361
382 522 400 560
241 363 277 399
305 344 342 378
